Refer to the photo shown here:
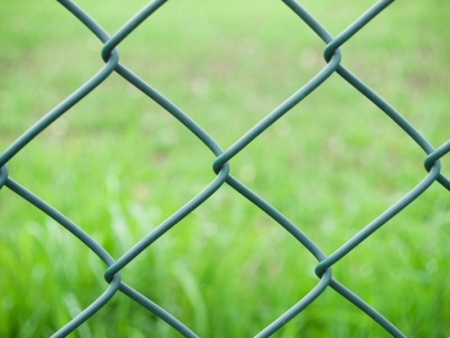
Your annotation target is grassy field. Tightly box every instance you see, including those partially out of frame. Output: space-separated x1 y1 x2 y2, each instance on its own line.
0 0 449 337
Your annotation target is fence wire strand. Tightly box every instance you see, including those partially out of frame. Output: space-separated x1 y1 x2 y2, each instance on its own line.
0 0 448 337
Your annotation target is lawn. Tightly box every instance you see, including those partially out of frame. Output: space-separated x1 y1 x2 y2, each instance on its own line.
0 0 449 337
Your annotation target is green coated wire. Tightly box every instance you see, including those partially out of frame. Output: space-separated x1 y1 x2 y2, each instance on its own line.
5 177 121 336
0 163 8 190
0 0 447 336
55 0 205 336
425 140 450 190
0 51 119 169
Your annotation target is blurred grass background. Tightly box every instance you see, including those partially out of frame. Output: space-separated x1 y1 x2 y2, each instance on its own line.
0 0 449 337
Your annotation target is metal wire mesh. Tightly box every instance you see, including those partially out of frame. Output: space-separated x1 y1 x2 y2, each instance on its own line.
1 0 449 337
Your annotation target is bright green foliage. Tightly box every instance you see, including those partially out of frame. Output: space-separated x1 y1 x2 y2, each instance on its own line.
0 0 449 337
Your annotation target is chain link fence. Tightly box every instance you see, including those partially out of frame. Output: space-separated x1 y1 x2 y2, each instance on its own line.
1 0 449 337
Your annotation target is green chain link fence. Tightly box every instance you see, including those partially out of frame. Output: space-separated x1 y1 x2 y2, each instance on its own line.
1 0 449 336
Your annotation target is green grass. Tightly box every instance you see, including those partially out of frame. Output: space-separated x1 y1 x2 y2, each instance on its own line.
0 0 449 337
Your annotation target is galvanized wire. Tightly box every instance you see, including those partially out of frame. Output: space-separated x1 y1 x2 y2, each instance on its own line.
0 0 448 337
